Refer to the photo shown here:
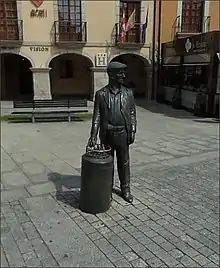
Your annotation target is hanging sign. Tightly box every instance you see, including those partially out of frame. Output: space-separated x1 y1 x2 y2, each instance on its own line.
95 53 107 67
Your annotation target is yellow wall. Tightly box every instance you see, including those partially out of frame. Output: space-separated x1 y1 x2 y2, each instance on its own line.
157 1 178 44
0 0 152 68
210 0 220 31
158 0 220 44
85 1 116 43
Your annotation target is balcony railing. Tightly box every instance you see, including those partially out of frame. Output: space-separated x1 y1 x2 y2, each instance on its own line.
114 23 145 48
0 19 23 45
172 15 210 40
53 20 87 47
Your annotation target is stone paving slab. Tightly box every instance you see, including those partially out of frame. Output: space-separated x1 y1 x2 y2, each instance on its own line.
1 105 219 267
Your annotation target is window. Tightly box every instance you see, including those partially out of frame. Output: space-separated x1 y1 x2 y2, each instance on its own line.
58 0 82 41
183 65 208 91
120 1 141 22
181 0 204 33
119 1 141 42
0 0 19 40
58 0 82 26
59 60 73 78
162 66 180 87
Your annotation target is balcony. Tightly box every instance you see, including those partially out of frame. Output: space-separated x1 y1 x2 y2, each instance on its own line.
172 16 210 40
113 23 145 49
0 19 23 47
53 20 87 48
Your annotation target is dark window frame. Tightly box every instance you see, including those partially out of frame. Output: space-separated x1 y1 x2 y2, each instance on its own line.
58 0 82 24
181 0 204 33
119 0 141 43
120 1 141 22
0 0 19 40
57 0 83 41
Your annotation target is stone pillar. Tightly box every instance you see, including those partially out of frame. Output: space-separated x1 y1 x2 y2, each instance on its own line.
146 65 153 100
30 68 52 100
91 67 108 100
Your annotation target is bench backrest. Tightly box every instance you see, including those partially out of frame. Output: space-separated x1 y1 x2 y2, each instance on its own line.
13 101 33 108
34 100 69 108
68 99 87 107
13 99 87 108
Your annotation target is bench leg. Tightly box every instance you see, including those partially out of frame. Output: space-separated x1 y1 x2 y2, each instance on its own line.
32 113 35 123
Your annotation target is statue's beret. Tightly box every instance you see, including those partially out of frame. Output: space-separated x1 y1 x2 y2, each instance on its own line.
107 61 127 72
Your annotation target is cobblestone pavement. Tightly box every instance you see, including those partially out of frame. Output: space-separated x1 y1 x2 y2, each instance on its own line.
1 104 219 267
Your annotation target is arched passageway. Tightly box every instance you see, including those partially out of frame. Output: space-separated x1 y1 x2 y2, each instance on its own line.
110 54 148 97
0 53 34 101
49 53 94 100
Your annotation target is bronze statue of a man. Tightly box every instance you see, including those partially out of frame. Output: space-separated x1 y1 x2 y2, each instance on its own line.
87 61 137 203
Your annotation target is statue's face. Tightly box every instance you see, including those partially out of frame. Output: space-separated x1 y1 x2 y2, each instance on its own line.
109 69 126 85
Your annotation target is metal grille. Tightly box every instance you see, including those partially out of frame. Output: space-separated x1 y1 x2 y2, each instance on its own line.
58 0 82 32
181 0 204 33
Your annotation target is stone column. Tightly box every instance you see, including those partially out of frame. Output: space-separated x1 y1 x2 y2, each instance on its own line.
146 65 153 100
30 68 52 100
91 67 108 100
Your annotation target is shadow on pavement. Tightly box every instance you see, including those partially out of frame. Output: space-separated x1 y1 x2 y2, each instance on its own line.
135 99 197 119
193 118 220 124
48 172 81 209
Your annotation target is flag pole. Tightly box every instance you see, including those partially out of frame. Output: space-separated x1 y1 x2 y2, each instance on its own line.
121 4 126 42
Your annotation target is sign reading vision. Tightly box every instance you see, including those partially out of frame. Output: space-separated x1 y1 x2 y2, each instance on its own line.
29 46 49 52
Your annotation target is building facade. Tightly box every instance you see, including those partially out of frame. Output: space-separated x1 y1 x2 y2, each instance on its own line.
151 0 220 118
161 31 220 117
157 0 219 44
0 0 155 101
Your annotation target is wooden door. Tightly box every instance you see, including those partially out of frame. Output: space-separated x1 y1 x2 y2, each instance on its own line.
181 0 204 33
0 0 18 40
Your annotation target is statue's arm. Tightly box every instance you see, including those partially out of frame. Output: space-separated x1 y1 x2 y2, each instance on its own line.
130 90 137 133
90 91 101 138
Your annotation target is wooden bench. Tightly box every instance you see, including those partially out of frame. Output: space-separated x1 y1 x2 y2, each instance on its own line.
12 99 88 123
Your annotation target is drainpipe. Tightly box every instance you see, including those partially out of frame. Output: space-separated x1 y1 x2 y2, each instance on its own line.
151 0 157 100
156 0 162 100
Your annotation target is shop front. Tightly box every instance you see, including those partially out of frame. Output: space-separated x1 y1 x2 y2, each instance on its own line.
160 31 220 118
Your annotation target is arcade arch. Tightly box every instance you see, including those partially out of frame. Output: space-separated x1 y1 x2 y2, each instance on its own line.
49 53 94 100
110 53 149 97
0 53 34 101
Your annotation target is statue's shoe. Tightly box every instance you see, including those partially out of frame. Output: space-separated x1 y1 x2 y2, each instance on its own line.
122 191 133 203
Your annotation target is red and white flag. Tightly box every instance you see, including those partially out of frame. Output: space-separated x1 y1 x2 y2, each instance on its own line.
120 8 126 42
126 9 136 32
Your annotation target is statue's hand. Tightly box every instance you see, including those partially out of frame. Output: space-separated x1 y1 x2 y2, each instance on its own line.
128 131 135 145
87 136 97 148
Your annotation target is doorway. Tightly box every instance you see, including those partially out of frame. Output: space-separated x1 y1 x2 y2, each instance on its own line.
1 53 34 100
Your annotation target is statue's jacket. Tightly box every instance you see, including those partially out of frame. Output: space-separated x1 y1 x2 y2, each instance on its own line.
90 84 137 142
